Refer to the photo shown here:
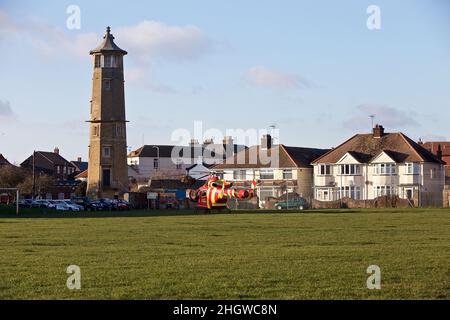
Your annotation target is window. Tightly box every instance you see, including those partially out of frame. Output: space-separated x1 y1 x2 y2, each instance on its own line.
374 185 394 197
63 166 67 174
319 164 331 175
430 168 436 179
102 169 111 187
233 170 247 180
405 163 419 174
282 169 293 179
94 55 101 68
260 169 274 179
374 163 396 175
56 166 60 174
339 186 361 199
114 124 123 138
339 164 360 175
153 158 159 169
93 126 99 136
104 55 113 68
103 147 112 158
104 79 111 91
317 189 330 201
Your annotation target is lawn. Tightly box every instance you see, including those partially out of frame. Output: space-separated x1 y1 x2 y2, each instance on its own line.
0 207 449 299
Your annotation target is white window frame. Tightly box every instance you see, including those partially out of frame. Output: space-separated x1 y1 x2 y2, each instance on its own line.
318 164 331 176
282 169 293 180
405 162 419 175
339 186 361 200
103 147 112 158
259 169 274 180
339 164 361 175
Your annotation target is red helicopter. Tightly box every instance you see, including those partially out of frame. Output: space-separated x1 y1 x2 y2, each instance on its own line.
186 173 257 212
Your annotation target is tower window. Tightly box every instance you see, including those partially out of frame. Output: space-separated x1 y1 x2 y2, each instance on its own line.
94 55 101 68
104 55 112 67
104 80 111 91
93 126 99 136
114 124 123 137
103 147 112 158
102 169 111 187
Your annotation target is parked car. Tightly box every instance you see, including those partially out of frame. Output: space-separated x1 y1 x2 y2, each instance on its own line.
274 197 308 210
99 199 116 211
62 200 83 211
54 203 71 211
85 200 106 211
33 200 55 209
112 199 130 211
71 197 90 210
49 200 79 212
18 199 33 208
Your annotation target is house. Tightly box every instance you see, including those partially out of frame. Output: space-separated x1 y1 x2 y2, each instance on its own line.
213 134 329 208
421 141 450 183
127 137 246 184
0 154 11 167
70 157 88 175
21 148 77 180
311 125 445 207
422 141 450 207
20 148 79 199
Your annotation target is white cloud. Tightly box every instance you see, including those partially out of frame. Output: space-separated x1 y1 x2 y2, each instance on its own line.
247 65 313 89
0 10 21 36
116 21 212 64
343 104 419 130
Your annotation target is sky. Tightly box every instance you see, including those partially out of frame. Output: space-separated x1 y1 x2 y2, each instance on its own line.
0 0 449 164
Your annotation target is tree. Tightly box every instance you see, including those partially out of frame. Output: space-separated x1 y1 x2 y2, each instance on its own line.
74 181 87 197
0 165 26 188
17 174 54 198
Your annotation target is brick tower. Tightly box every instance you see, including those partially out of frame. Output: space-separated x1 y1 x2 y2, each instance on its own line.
86 27 129 199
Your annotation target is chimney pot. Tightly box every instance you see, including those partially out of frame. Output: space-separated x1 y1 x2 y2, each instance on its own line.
77 157 82 162
54 147 59 154
373 124 385 138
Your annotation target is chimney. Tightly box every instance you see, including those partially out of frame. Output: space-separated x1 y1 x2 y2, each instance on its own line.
261 134 272 149
77 157 82 162
203 138 214 145
373 124 385 138
54 147 59 154
437 144 443 160
223 136 233 145
418 138 423 145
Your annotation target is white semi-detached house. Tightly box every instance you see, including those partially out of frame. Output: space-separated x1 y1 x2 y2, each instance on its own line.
311 125 445 207
213 134 329 208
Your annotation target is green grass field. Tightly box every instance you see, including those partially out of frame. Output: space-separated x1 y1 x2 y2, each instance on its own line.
0 206 449 299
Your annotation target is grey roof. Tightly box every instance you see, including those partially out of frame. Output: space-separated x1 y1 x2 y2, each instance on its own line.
20 151 76 172
89 27 127 55
128 144 247 160
70 161 88 172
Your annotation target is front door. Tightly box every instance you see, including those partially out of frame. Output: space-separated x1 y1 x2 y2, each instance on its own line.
405 188 413 200
102 169 111 187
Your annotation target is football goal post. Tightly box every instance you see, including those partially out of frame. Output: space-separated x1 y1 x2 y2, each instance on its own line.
0 188 20 215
